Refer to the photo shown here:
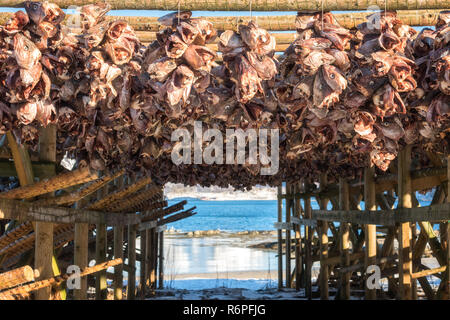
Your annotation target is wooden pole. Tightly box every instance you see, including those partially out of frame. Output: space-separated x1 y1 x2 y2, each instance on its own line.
304 193 313 300
319 174 329 300
285 183 292 288
127 223 137 300
447 156 450 300
139 230 147 298
339 178 350 300
95 186 108 300
294 182 302 290
74 198 89 300
113 177 125 300
398 145 413 300
35 125 57 300
277 184 283 289
0 0 443 11
0 265 37 290
158 230 164 289
364 166 377 300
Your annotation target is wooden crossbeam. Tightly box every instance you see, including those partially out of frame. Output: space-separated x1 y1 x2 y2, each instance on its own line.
412 266 447 279
0 0 442 11
0 198 140 225
311 203 450 226
0 167 98 200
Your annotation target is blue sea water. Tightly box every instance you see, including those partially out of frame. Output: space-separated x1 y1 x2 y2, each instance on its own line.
167 191 433 232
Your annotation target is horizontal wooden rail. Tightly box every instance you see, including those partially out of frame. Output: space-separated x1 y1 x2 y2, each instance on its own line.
157 207 197 226
311 203 450 226
0 10 441 33
0 0 445 11
0 160 54 180
0 265 38 290
0 198 140 225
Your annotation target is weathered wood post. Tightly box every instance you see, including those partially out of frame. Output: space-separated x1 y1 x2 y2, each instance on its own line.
364 166 377 300
339 178 350 299
95 186 108 300
285 183 292 287
74 198 89 300
113 177 125 300
35 125 57 300
158 229 164 289
140 229 147 298
397 145 413 300
319 174 329 300
447 156 450 300
277 184 283 288
127 223 136 300
304 191 313 299
294 182 302 290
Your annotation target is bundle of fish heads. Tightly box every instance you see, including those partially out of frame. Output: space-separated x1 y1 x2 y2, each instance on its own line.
405 12 450 155
55 2 145 171
0 1 67 148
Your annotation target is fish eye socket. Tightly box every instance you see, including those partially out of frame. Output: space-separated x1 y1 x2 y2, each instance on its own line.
32 3 38 10
24 45 29 51
330 73 335 79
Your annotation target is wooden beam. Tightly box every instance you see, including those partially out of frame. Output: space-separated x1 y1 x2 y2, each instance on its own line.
304 193 312 300
127 223 137 300
0 159 54 180
95 186 108 300
277 184 283 289
113 177 125 300
319 174 329 300
140 230 147 298
398 145 413 300
73 198 89 300
294 182 302 291
412 266 447 279
2 0 442 11
285 183 292 288
310 204 450 225
0 198 140 225
339 178 350 300
364 167 377 300
0 166 98 200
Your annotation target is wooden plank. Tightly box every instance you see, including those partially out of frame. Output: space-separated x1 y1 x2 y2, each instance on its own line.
364 167 377 300
339 178 350 300
319 174 329 300
277 184 283 289
398 145 413 300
